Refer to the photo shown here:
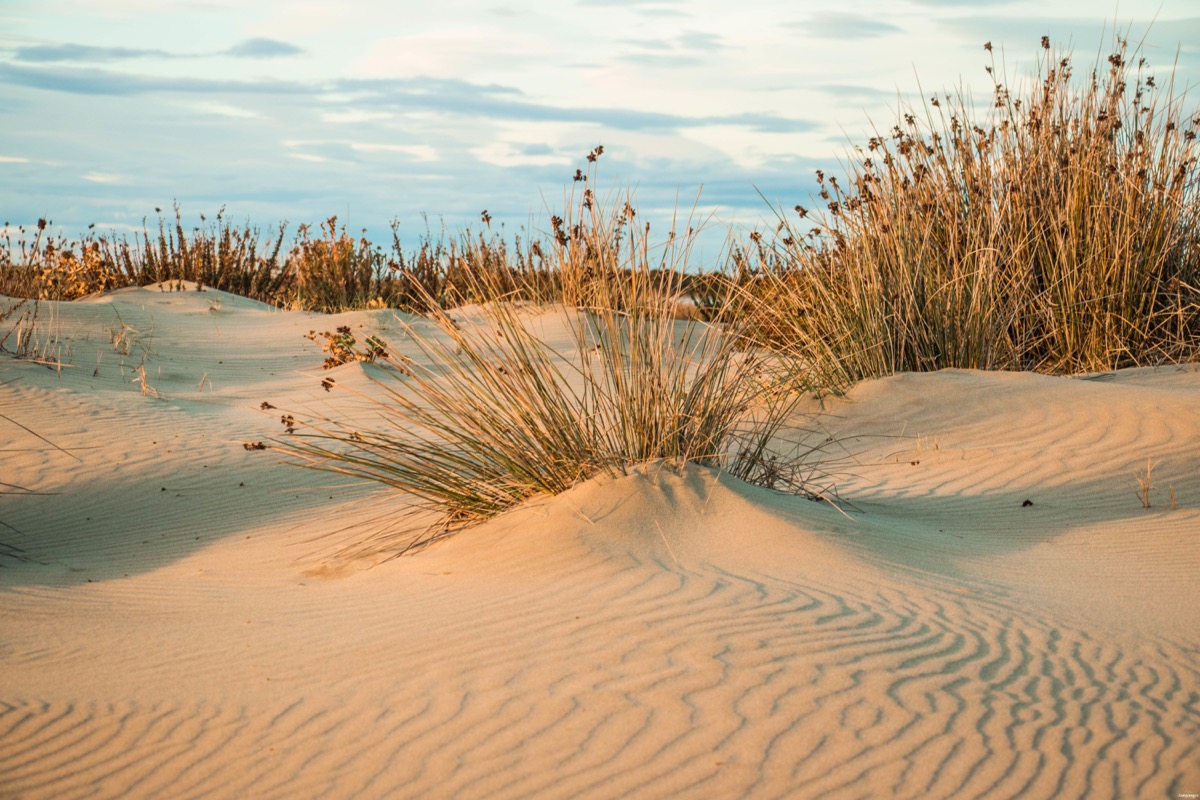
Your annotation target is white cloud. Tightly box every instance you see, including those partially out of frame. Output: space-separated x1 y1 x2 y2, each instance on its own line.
681 125 806 170
470 142 568 168
184 100 263 119
320 109 393 124
82 172 124 184
85 221 144 233
357 28 540 77
349 143 439 161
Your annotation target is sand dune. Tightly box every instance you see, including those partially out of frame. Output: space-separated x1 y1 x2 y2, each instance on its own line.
2 286 1198 798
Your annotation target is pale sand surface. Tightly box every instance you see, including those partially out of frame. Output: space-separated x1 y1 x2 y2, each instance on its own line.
2 285 1198 799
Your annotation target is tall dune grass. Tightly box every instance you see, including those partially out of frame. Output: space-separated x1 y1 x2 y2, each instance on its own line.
748 35 1199 389
272 156 825 553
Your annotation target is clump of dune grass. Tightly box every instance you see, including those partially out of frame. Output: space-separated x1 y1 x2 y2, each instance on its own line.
380 217 561 312
0 293 72 370
290 216 380 312
0 197 722 317
134 205 292 302
1 217 120 301
1 207 565 313
751 34 1200 390
1 207 292 302
271 151 831 555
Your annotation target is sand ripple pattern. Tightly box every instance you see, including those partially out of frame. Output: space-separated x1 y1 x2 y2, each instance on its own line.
3 550 1198 799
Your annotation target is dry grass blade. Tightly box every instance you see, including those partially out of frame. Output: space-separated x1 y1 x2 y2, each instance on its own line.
1136 457 1157 509
0 408 80 463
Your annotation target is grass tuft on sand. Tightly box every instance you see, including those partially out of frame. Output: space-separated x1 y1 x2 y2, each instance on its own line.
743 34 1200 390
271 158 830 553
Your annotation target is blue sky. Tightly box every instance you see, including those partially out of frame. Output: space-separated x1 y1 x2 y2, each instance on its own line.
3 0 1198 263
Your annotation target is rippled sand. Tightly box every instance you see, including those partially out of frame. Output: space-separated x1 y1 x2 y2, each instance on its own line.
2 285 1198 798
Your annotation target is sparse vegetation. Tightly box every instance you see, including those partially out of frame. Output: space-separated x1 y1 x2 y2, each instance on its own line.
270 153 834 554
2 34 1198 552
304 326 391 370
0 208 565 313
1136 457 1157 509
0 298 69 369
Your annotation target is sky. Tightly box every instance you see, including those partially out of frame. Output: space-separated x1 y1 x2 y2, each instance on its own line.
3 0 1198 264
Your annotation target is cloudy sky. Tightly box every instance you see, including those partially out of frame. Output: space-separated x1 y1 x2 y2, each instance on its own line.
3 0 1198 262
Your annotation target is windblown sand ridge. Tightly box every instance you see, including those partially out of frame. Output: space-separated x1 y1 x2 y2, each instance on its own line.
2 286 1198 798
